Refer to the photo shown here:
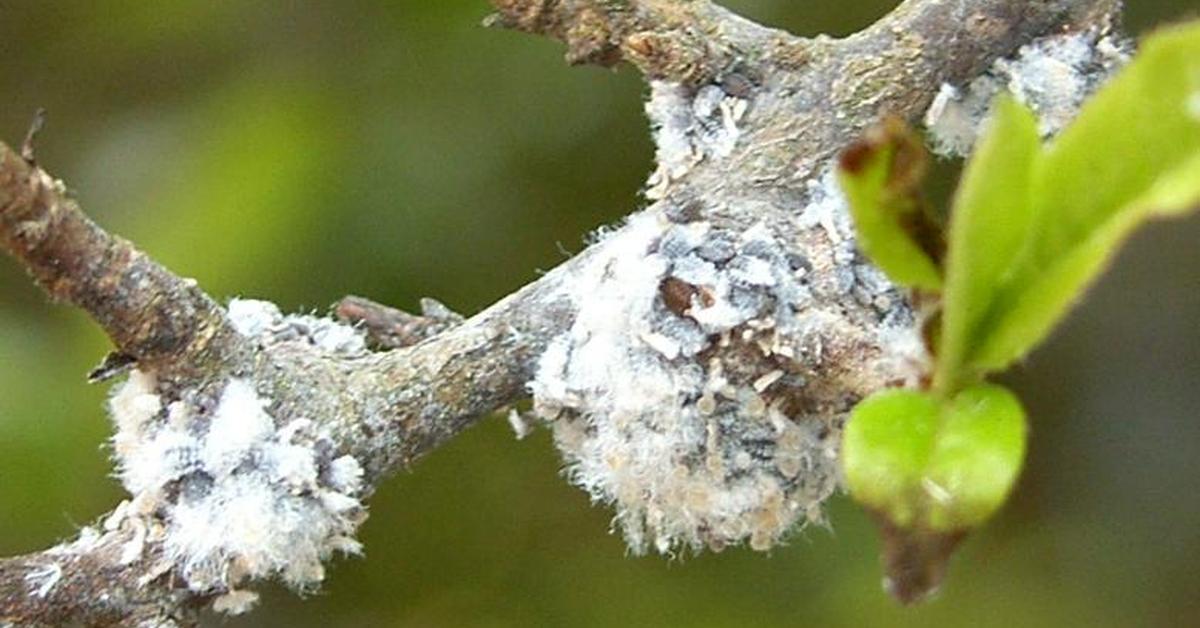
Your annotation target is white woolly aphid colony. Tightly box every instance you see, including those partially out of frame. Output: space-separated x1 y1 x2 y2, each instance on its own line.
924 27 1129 156
529 25 1127 557
529 73 928 554
530 209 922 555
80 22 1129 616
105 300 370 614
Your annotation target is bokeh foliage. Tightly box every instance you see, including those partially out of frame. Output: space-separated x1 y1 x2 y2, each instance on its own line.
1 2 1197 626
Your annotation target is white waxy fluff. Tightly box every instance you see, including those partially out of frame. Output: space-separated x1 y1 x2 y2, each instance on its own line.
925 28 1130 156
106 302 373 613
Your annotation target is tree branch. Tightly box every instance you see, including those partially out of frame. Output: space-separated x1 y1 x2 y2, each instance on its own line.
0 145 246 384
486 0 797 83
0 0 1122 625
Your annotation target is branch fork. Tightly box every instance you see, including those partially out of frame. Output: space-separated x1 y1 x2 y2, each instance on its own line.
0 1 1122 625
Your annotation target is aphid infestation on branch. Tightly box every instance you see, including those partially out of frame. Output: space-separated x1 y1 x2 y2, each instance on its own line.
8 1 1196 626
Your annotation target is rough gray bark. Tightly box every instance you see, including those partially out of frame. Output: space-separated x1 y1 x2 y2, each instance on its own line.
0 0 1122 625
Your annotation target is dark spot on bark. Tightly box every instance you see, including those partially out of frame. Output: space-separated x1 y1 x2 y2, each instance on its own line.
660 277 698 317
787 253 813 273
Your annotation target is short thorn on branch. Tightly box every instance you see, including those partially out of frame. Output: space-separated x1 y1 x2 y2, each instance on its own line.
20 108 47 166
334 295 464 350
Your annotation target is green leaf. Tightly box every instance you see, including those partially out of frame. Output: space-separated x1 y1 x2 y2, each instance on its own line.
924 384 1027 530
936 96 1040 391
838 118 944 291
966 22 1200 371
841 389 940 528
842 385 1027 532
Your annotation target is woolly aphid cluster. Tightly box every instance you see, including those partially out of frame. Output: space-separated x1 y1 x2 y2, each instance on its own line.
531 75 928 555
924 26 1130 156
529 25 1132 557
104 299 369 614
48 27 1130 616
644 82 748 200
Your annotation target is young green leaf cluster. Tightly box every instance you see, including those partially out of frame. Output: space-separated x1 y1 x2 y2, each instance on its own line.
837 21 1200 602
840 384 1025 531
940 24 1200 389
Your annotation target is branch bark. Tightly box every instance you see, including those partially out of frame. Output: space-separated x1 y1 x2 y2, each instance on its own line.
0 146 246 385
0 0 1122 625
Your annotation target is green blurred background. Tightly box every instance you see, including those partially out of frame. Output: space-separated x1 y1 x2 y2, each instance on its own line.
0 1 1196 626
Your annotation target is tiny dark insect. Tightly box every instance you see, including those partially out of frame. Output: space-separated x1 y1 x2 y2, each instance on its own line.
659 277 699 317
